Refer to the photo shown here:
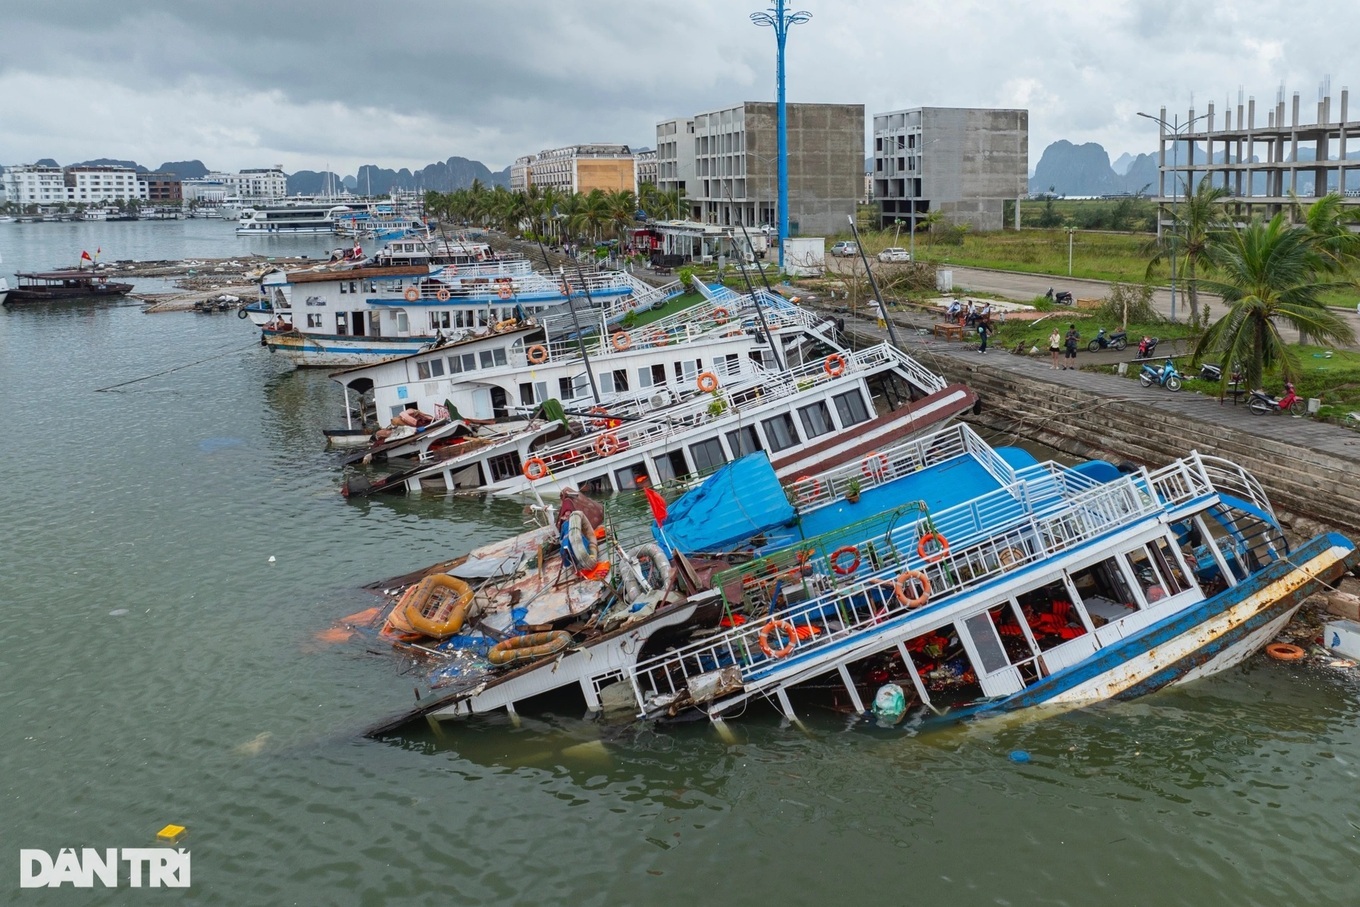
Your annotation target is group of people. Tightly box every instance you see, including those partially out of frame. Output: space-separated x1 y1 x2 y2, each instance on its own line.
944 300 998 353
1048 324 1081 370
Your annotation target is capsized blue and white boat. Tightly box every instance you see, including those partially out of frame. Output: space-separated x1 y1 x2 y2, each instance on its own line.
357 421 1355 733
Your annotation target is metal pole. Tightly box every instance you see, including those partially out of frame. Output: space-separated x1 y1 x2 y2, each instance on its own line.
848 216 902 348
776 3 789 273
1067 229 1073 276
1170 115 1178 323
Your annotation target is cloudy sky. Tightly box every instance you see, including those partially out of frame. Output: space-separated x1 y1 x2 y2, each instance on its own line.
1 0 1355 177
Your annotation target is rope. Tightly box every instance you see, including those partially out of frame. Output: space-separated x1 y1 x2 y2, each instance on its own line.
94 341 259 392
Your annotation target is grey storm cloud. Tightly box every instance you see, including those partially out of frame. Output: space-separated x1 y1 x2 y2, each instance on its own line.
0 0 1356 176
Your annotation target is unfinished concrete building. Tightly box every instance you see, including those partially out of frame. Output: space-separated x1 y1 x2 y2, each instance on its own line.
872 107 1029 232
655 101 865 236
1150 84 1360 231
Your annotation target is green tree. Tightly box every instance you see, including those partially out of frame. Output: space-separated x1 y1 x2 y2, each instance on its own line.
1144 175 1227 325
1192 213 1356 389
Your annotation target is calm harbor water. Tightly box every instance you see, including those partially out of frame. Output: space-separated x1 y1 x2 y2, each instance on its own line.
3 221 1360 904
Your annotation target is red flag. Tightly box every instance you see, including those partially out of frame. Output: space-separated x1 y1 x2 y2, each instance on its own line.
643 487 668 526
80 250 92 262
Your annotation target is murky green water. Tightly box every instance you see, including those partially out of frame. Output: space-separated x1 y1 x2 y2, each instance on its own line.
3 224 1360 904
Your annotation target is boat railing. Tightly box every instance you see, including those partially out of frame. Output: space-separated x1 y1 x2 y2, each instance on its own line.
627 468 1196 713
789 422 982 505
1189 453 1277 522
429 260 535 281
594 275 684 323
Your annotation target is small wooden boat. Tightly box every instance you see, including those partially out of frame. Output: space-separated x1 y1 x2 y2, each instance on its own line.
4 270 134 304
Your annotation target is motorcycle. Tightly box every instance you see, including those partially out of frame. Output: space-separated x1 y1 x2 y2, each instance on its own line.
1087 328 1128 352
1139 357 1184 391
1248 382 1305 416
1198 363 1243 384
1044 288 1074 306
1136 336 1160 358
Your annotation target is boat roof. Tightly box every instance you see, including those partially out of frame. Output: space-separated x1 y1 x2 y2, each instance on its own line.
285 264 428 283
17 271 108 279
327 324 542 378
658 454 797 553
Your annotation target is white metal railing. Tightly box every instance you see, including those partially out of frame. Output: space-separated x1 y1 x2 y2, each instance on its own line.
625 454 1230 714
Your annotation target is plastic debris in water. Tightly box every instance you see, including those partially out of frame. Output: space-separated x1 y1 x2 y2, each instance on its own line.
1009 750 1031 763
109 609 129 617
871 683 906 724
268 556 276 563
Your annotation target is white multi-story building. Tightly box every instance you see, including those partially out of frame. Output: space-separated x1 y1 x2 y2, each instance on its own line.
231 167 287 199
181 178 230 204
3 164 72 205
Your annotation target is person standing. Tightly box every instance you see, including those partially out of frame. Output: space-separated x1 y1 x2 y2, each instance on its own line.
977 319 990 354
871 298 886 329
1048 327 1062 369
1063 324 1080 369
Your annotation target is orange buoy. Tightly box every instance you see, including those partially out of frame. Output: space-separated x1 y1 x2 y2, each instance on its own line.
697 371 720 393
893 569 931 608
594 433 621 457
712 306 730 324
861 452 889 481
403 286 420 302
794 475 821 504
498 285 513 299
611 331 632 351
830 545 861 575
917 532 949 563
1266 642 1307 662
824 352 847 377
522 457 549 481
527 344 549 364
436 287 451 302
759 619 797 658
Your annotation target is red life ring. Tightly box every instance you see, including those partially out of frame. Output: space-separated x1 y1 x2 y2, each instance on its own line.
522 457 549 481
436 287 451 302
403 286 420 302
893 569 931 608
648 329 668 347
612 332 632 351
917 532 949 562
588 406 611 429
830 545 860 575
759 620 797 658
697 371 720 393
794 475 821 504
712 306 730 324
861 452 888 481
594 433 620 457
824 353 847 377
497 285 513 299
527 345 549 364
1266 642 1306 662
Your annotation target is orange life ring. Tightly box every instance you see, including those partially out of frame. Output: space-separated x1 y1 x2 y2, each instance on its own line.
436 287 451 302
527 344 549 364
893 569 931 608
861 452 888 481
830 545 860 575
594 433 620 456
759 619 797 658
588 406 611 429
1266 642 1307 662
794 475 821 504
523 457 549 481
697 371 720 393
612 331 632 351
403 286 420 302
712 306 730 324
497 285 513 299
917 532 949 563
448 265 458 275
648 329 668 347
824 353 847 377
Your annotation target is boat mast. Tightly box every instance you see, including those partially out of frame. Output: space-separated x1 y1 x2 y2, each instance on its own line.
847 216 902 348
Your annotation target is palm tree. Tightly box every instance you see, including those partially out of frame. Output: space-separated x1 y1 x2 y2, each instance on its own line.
1145 176 1228 325
1192 212 1355 389
580 189 610 243
607 189 638 242
1297 191 1360 273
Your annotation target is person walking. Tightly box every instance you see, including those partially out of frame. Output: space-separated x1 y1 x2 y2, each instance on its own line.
1048 327 1062 369
1063 324 1080 369
977 319 991 354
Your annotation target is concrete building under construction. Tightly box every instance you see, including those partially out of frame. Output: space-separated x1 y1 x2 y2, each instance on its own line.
1150 82 1360 230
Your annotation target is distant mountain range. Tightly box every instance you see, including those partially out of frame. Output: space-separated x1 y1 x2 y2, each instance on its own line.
1029 141 1159 197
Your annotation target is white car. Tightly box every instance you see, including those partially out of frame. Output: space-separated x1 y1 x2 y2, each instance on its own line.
829 241 859 257
877 247 912 263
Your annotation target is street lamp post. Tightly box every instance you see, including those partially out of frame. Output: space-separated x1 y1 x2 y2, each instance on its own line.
1067 227 1075 276
751 2 811 273
1136 110 1210 322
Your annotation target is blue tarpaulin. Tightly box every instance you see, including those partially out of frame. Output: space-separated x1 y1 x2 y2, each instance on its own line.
656 453 796 554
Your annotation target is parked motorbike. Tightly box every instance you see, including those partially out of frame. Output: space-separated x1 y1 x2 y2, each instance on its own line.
1248 382 1305 416
1087 328 1128 352
1136 336 1160 358
1139 357 1184 391
1198 363 1243 383
1044 288 1075 306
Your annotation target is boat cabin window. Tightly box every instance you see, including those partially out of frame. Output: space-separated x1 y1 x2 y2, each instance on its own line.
797 401 834 439
430 312 452 330
638 364 666 389
349 281 357 294
1126 539 1189 603
335 313 349 335
519 382 547 406
613 465 650 491
570 374 590 399
1014 580 1089 650
306 314 323 328
396 312 409 333
675 359 702 383
726 426 761 457
760 413 800 453
448 352 476 374
1068 558 1139 627
719 353 741 378
340 281 348 294
558 377 575 400
417 358 445 380
611 369 629 392
832 390 871 427
690 438 726 473
479 348 508 369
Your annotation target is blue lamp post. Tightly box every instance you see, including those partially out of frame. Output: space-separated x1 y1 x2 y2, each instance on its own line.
751 1 811 272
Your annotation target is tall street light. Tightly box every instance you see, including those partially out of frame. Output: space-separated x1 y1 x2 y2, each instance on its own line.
1137 110 1210 322
751 1 811 272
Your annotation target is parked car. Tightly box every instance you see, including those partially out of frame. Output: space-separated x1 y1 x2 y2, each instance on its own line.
830 241 859 257
877 247 911 263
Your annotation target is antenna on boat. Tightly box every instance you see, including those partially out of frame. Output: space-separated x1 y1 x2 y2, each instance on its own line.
565 254 604 405
847 216 903 349
724 189 786 371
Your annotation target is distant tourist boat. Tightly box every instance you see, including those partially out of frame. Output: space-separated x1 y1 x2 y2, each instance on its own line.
3 270 134 305
0 276 9 305
236 203 352 235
